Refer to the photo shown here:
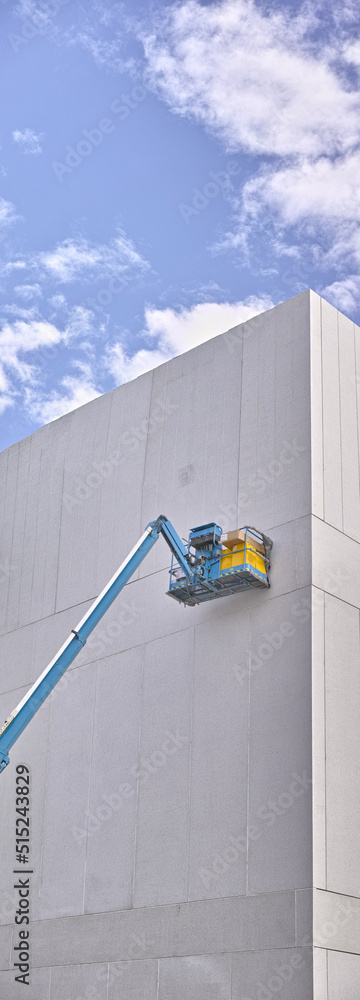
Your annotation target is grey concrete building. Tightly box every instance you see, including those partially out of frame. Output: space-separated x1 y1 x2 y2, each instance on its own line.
0 288 359 998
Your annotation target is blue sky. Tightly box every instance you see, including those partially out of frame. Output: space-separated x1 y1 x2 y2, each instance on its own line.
1 0 360 450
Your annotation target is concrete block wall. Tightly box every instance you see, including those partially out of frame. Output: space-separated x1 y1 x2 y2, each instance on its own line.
310 294 360 998
0 289 358 997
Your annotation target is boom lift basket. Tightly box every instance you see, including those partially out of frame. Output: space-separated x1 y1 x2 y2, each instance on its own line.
167 525 272 606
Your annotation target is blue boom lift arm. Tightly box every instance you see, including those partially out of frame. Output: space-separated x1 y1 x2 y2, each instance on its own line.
0 515 271 774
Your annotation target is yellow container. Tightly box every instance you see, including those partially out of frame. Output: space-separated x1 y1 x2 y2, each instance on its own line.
220 543 266 576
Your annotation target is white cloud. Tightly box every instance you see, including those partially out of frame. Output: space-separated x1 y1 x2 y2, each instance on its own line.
321 276 360 314
0 310 101 423
65 305 94 337
3 304 39 320
12 0 61 34
27 362 100 424
15 283 42 300
0 294 274 426
0 394 13 415
48 293 66 308
1 259 26 275
321 224 360 272
107 343 168 383
107 295 273 383
141 0 360 159
238 153 360 280
0 319 62 370
12 129 45 155
0 198 19 234
61 2 136 75
140 0 360 291
243 152 360 226
2 227 149 297
68 28 131 75
144 296 274 352
36 232 149 283
343 39 360 65
0 319 65 412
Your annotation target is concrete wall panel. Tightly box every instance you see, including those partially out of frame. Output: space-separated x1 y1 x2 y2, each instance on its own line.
311 588 326 890
356 311 360 492
313 948 327 1000
0 442 19 635
38 661 97 919
232 947 312 999
56 392 112 612
50 963 108 1000
237 293 311 530
188 611 250 901
0 923 12 969
0 967 51 1000
108 959 158 999
312 295 360 543
328 950 360 1000
314 889 360 953
321 298 343 530
338 311 360 541
0 620 35 696
29 892 296 967
296 888 312 947
324 595 360 896
5 434 32 633
312 517 360 608
158 954 231 1000
83 647 143 914
310 291 324 520
248 589 312 893
0 683 51 926
0 599 95 700
134 629 193 907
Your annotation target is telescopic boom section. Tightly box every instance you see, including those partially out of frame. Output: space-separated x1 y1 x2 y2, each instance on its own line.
0 516 191 774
